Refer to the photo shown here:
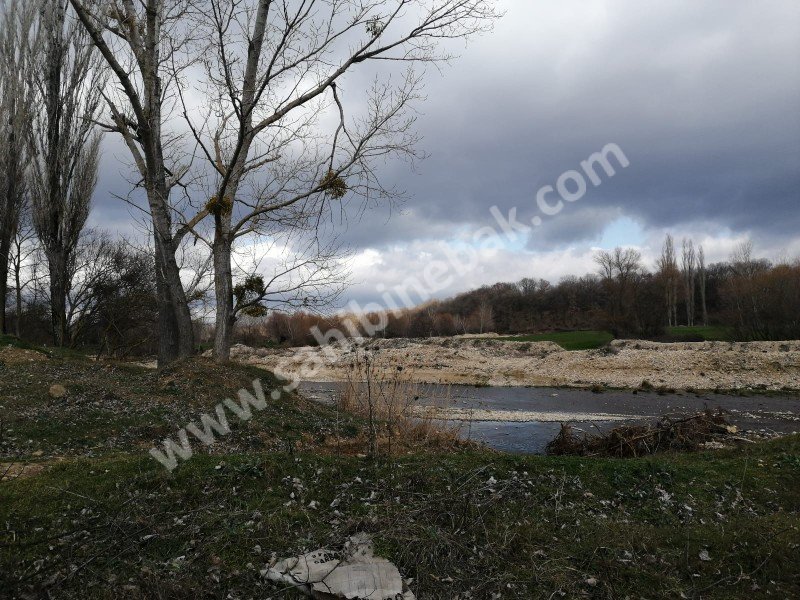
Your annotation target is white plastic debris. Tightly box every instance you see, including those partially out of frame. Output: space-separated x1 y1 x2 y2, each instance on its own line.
263 534 416 599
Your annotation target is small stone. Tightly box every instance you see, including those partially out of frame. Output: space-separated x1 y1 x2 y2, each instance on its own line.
48 384 67 399
699 549 711 562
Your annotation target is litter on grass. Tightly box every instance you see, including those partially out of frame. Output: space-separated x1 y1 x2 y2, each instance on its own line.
263 533 416 599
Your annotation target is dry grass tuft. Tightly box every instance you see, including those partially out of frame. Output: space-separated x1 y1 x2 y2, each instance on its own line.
338 350 463 457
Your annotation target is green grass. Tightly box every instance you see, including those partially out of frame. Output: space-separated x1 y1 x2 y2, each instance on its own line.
1 440 798 598
0 348 362 461
498 330 615 351
666 325 733 341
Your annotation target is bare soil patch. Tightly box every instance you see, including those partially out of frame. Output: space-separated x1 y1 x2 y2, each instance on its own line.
0 345 49 366
1 461 49 482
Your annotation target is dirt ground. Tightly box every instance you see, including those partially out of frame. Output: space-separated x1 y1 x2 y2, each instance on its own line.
0 345 48 365
223 335 800 391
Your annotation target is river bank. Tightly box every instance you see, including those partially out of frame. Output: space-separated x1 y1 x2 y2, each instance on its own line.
223 335 800 392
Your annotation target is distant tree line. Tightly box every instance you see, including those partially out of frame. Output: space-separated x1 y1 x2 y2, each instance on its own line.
241 237 800 347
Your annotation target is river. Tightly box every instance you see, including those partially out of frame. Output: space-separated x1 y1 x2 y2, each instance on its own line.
299 382 800 454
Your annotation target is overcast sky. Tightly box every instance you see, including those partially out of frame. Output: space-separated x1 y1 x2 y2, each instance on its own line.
91 0 800 310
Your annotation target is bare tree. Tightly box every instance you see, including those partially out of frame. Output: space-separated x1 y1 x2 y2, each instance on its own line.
180 0 499 361
681 238 696 327
64 230 118 344
28 0 105 346
0 0 38 334
595 247 642 284
698 244 707 327
477 297 494 334
731 240 756 278
657 233 679 327
729 240 766 337
595 247 643 336
67 0 199 366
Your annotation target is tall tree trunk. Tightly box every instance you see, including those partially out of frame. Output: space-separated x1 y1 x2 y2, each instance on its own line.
46 250 69 346
209 0 269 363
67 0 195 368
153 238 180 364
151 204 195 365
672 285 678 328
0 112 22 336
0 240 9 335
212 232 234 361
14 255 22 338
144 118 195 365
665 282 672 327
700 273 708 327
0 170 20 336
700 282 707 326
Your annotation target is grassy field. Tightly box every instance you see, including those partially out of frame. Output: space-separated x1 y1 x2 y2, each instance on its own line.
498 330 615 350
1 340 799 598
666 325 734 341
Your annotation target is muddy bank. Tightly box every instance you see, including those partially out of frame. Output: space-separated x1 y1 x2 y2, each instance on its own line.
224 336 800 392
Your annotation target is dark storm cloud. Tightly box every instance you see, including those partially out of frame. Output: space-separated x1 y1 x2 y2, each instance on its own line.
90 0 800 252
526 206 623 250
328 0 800 249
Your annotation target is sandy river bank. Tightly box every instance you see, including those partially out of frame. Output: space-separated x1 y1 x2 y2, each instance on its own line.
221 335 800 392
